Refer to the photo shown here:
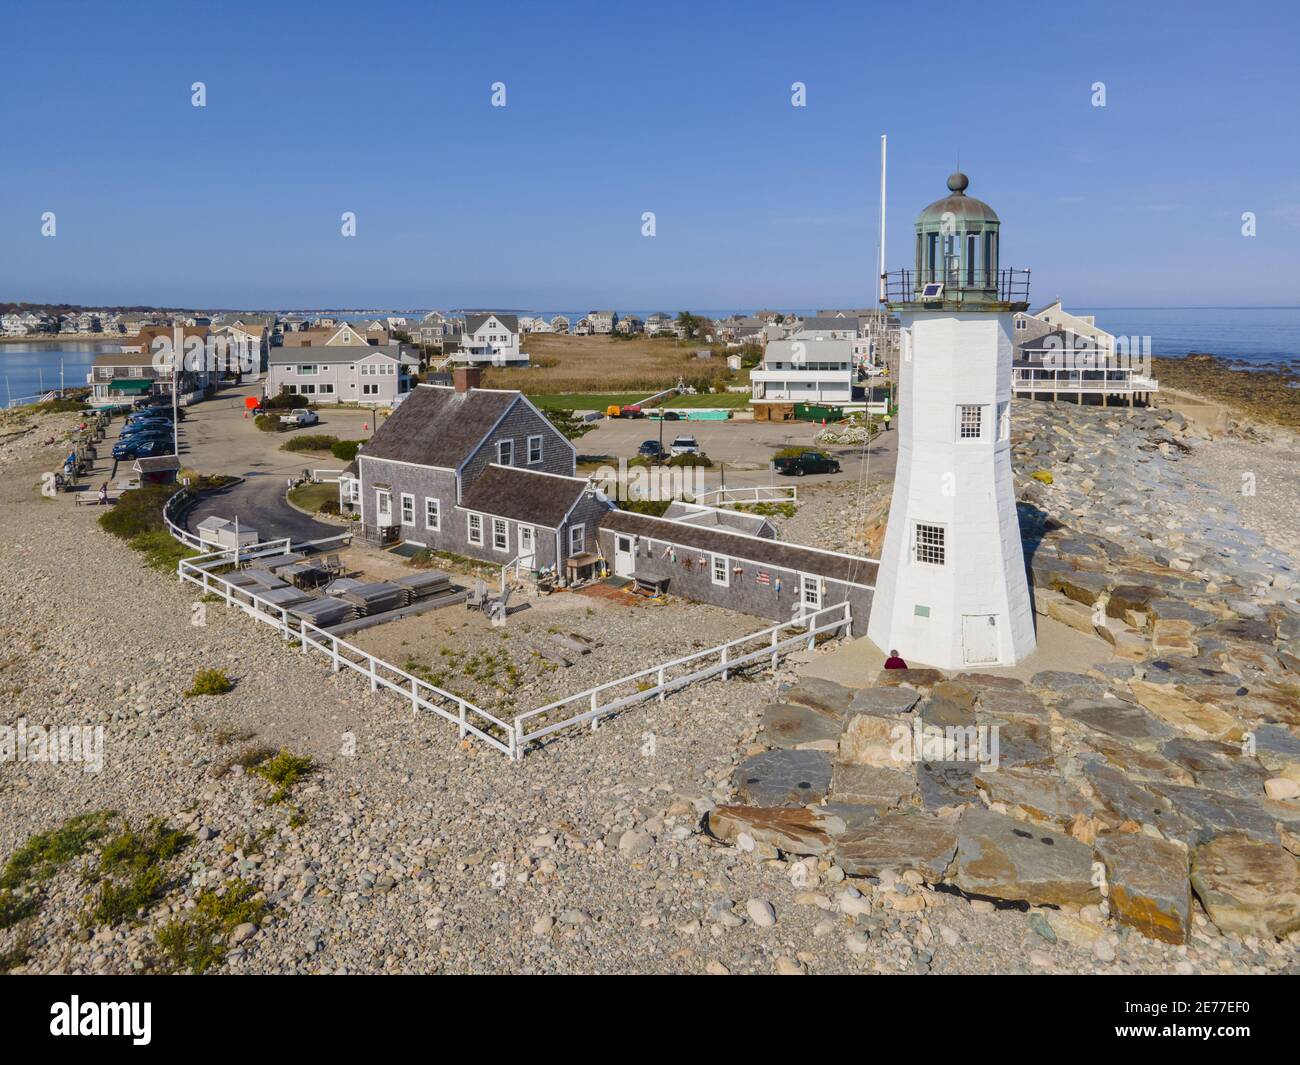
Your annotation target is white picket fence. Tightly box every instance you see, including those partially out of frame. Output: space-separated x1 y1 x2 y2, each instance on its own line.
696 484 798 508
164 491 851 761
510 601 851 759
177 543 516 757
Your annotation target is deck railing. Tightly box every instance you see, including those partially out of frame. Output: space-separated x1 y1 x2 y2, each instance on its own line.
695 485 798 508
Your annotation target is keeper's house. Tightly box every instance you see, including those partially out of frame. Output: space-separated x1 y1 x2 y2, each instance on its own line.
341 368 612 575
596 510 877 635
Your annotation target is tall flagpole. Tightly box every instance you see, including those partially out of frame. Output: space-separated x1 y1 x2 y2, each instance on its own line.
878 133 887 304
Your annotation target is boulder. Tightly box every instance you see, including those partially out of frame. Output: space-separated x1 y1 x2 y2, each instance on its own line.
952 807 1099 906
733 749 832 807
875 668 945 689
1095 832 1191 944
1082 760 1193 841
1105 584 1161 619
708 804 857 857
1190 834 1300 939
829 762 918 808
1147 783 1279 844
834 811 958 882
837 712 901 768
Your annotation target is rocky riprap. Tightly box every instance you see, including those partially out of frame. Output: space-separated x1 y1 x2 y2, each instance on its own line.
706 402 1300 968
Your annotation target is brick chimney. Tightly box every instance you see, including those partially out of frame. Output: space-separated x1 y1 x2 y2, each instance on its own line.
453 366 482 393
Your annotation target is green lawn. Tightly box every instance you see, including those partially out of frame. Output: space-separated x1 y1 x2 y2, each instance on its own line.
288 481 338 513
529 392 750 411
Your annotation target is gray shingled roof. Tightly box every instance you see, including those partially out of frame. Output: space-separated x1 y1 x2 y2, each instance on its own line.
464 312 519 334
598 510 878 587
460 465 593 528
358 384 518 468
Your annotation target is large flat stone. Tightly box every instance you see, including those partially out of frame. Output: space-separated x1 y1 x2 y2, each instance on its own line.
1147 783 1279 844
875 668 945 689
991 718 1055 768
916 761 978 811
975 767 1091 826
781 677 856 716
847 686 921 716
1190 834 1300 939
1128 681 1242 742
759 702 842 751
953 807 1099 906
733 749 832 807
1095 833 1191 944
708 804 838 856
1081 734 1194 784
1029 671 1108 701
976 689 1048 719
1106 584 1162 619
837 711 902 768
833 811 958 882
830 763 918 808
1059 699 1175 745
1083 760 1193 840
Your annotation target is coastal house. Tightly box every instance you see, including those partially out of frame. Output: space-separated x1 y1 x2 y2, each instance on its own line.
616 314 643 335
1012 300 1158 405
588 310 618 335
644 312 673 336
749 321 857 418
264 345 417 406
549 315 570 334
342 368 612 576
281 322 373 348
454 313 529 367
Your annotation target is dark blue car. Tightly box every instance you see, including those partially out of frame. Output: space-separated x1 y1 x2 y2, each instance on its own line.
113 437 174 459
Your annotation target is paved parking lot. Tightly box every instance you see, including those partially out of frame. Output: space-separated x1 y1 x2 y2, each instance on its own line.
169 383 897 539
575 415 896 491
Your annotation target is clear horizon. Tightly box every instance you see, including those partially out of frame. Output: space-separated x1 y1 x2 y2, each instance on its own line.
2 0 1298 309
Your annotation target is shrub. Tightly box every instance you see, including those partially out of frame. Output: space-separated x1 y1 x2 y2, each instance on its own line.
0 811 116 890
254 414 287 433
280 434 338 452
85 819 190 928
98 484 172 540
186 669 233 697
667 451 714 468
251 750 315 804
318 499 340 515
155 877 266 973
330 439 361 461
261 389 301 410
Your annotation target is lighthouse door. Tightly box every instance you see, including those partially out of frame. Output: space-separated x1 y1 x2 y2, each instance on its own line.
962 614 1000 665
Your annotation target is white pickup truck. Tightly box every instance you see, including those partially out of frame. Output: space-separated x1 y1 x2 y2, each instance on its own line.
279 408 319 427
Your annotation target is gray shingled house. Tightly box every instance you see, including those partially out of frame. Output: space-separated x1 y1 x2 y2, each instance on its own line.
344 368 612 576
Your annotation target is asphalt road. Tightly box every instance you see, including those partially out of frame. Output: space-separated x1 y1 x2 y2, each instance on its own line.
179 384 377 543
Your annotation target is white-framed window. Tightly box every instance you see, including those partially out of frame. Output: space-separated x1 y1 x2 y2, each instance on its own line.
913 522 946 566
362 383 379 396
497 439 513 465
299 365 317 375
425 497 440 531
319 383 334 394
299 384 316 394
467 512 483 545
997 401 1010 442
801 574 822 610
400 493 415 526
128 366 142 377
568 523 585 555
957 404 984 440
711 554 729 587
527 434 543 464
492 517 509 551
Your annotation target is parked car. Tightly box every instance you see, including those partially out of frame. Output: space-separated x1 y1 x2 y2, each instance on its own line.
280 408 319 427
125 415 172 430
669 435 700 457
637 440 666 460
774 450 841 476
119 429 172 445
113 437 173 459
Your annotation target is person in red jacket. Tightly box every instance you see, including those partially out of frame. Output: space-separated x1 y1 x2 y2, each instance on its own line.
883 649 908 670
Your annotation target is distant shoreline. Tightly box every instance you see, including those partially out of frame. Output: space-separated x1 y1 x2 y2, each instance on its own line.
0 335 124 344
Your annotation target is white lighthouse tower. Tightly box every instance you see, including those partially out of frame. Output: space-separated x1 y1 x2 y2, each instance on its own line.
867 172 1035 669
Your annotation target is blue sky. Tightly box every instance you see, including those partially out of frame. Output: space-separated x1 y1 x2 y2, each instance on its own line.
2 0 1298 310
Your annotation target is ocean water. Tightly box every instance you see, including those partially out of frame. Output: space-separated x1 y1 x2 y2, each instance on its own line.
1078 307 1300 367
0 342 114 406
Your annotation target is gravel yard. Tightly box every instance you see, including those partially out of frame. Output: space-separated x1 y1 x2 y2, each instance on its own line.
0 400 1297 976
